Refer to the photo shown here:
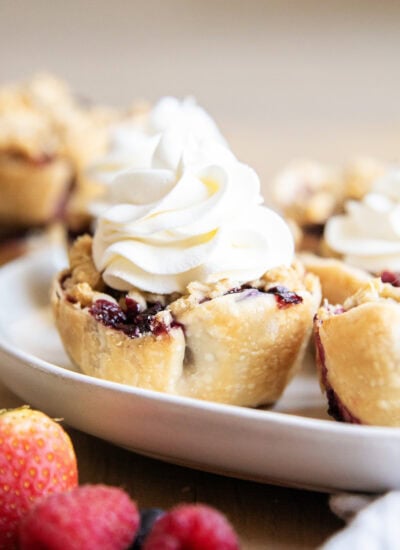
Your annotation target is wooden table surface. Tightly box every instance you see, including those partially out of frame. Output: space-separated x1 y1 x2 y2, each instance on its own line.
0 380 342 549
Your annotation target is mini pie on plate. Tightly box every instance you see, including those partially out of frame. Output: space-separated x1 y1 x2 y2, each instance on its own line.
52 236 321 407
314 278 400 426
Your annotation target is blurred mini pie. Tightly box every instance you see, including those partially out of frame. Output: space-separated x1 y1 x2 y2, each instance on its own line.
0 73 115 260
52 235 321 406
271 160 344 252
323 170 400 273
271 157 389 255
314 278 400 426
52 132 321 406
341 156 387 201
296 166 400 303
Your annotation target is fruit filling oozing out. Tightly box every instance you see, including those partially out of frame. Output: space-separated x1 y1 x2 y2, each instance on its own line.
314 318 361 424
2 150 56 166
89 298 180 338
89 284 303 339
381 271 400 287
226 284 303 309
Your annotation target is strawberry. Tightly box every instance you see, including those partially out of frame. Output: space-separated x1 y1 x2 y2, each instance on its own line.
0 406 78 549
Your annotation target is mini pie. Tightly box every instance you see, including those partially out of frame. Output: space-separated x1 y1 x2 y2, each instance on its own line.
272 157 387 254
314 278 400 426
52 235 321 407
0 74 115 259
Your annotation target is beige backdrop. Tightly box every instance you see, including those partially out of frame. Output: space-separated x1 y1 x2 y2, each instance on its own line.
1 0 400 193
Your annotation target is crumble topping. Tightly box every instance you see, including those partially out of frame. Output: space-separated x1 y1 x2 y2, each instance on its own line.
62 235 316 327
317 278 400 322
343 279 400 309
0 73 116 166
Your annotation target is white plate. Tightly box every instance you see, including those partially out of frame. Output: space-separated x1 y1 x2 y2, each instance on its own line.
0 248 399 493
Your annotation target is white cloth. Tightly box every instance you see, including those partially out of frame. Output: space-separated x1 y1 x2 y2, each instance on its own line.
322 492 400 549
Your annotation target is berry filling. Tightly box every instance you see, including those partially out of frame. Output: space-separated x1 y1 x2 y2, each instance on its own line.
266 286 303 309
89 299 181 338
381 270 400 287
227 284 303 309
3 150 56 167
85 280 302 339
225 285 259 301
314 320 361 424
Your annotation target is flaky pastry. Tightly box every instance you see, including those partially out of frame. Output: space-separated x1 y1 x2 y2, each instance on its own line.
298 253 372 305
314 279 400 426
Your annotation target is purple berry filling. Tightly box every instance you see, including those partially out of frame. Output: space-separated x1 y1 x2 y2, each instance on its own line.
314 320 361 424
6 150 55 167
88 283 302 338
226 284 303 309
225 284 252 295
381 270 400 287
225 286 260 301
266 286 303 309
89 299 181 338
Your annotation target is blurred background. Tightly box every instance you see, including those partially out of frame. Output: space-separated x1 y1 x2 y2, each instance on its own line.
1 0 400 192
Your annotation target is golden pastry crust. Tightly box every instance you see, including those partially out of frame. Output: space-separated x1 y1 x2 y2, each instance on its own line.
299 253 372 304
52 236 321 407
0 154 73 227
315 279 400 426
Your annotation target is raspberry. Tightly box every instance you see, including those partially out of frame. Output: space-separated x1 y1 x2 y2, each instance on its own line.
18 484 139 550
143 503 240 550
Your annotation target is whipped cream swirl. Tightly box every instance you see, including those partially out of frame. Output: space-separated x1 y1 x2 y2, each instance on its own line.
92 134 294 294
325 169 400 273
90 96 227 183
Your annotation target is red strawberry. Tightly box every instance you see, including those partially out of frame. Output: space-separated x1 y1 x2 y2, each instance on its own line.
18 484 140 550
143 503 240 550
0 406 78 549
